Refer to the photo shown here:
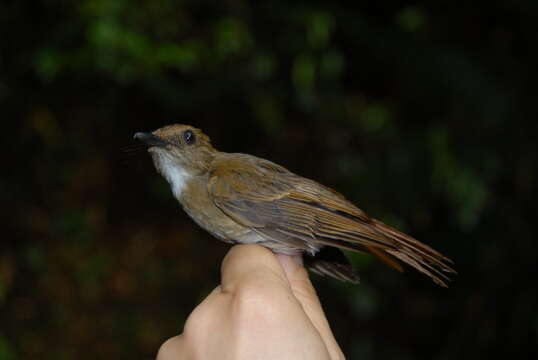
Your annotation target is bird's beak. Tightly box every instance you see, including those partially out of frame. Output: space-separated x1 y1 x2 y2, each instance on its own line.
133 132 170 147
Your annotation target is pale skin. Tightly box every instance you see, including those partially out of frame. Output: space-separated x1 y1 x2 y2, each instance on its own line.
156 244 345 360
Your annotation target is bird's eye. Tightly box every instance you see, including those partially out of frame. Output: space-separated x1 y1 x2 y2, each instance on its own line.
183 130 196 145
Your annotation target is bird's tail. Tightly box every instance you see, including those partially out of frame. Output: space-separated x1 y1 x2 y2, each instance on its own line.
303 246 360 284
368 219 456 287
311 218 456 287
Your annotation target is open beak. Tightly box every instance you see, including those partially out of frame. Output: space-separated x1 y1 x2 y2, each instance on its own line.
133 132 169 147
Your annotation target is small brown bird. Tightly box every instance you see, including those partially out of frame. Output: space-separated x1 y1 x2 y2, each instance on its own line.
134 124 455 286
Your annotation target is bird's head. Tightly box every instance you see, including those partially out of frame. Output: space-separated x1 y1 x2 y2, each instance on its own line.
134 124 217 184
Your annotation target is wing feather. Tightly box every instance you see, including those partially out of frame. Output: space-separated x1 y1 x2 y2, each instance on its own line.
208 153 455 286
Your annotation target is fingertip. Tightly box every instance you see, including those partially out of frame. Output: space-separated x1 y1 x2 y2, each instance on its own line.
275 253 305 279
221 245 288 292
156 335 185 360
276 253 318 303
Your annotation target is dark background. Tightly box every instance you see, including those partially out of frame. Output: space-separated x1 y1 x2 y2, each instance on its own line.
1 1 537 359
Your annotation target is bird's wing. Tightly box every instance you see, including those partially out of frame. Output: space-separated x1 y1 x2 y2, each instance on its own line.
207 154 392 249
208 153 455 286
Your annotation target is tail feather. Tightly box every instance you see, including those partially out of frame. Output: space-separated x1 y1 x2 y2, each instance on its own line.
367 245 404 273
310 218 456 287
304 247 360 284
370 219 456 287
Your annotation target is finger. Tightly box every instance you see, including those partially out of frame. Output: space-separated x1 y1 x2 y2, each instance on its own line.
156 335 187 360
220 244 290 294
219 246 333 359
276 254 345 360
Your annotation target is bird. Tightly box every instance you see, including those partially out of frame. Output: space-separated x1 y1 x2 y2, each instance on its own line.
134 124 455 286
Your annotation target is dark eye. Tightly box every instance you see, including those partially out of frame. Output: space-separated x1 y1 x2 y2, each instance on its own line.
183 130 196 145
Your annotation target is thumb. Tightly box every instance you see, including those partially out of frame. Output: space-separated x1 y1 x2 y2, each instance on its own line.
276 254 345 360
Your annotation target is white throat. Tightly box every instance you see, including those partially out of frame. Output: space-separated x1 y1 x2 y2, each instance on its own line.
165 164 191 198
152 152 192 198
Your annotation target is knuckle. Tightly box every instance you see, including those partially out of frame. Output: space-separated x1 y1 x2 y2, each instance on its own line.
156 336 184 360
182 304 208 339
232 276 291 327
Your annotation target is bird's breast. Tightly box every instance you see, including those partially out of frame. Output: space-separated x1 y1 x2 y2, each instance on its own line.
178 176 253 242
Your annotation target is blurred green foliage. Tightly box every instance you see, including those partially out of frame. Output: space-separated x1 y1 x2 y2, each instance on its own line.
1 0 537 359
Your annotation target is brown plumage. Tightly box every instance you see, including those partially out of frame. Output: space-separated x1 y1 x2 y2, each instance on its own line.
135 124 456 286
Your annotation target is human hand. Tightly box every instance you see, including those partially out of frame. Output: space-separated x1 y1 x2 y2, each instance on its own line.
157 244 345 360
